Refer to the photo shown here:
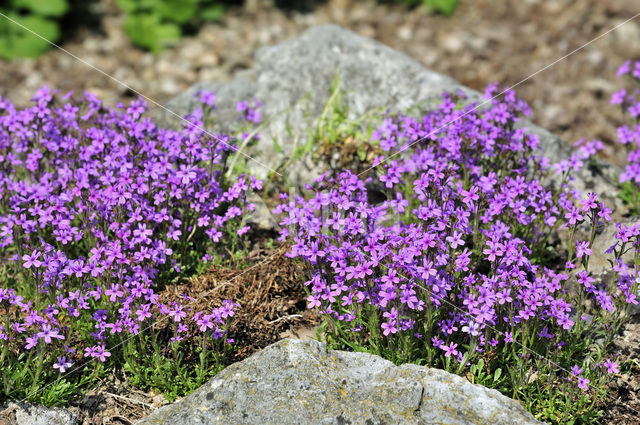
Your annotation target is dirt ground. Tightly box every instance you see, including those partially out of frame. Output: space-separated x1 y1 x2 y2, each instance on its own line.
2 0 640 423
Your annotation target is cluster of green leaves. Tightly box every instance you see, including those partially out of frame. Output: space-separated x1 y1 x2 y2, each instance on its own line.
0 0 232 60
115 0 230 53
378 0 460 17
617 179 640 215
0 0 460 61
0 0 68 60
121 324 232 402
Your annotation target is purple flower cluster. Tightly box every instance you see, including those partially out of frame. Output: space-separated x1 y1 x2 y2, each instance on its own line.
275 85 636 389
0 87 253 377
612 60 640 183
236 100 262 125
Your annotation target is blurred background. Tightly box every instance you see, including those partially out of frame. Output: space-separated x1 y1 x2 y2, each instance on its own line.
0 0 638 164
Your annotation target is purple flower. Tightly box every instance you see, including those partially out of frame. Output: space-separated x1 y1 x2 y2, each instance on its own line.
441 342 459 358
504 332 513 343
198 90 217 107
94 345 111 362
570 365 583 376
24 335 38 350
603 359 619 374
617 60 631 76
576 271 594 290
381 321 398 336
36 324 64 344
135 304 152 322
577 376 590 391
53 356 72 373
84 345 98 358
168 304 187 323
22 251 42 269
483 240 504 262
575 241 592 258
611 89 627 105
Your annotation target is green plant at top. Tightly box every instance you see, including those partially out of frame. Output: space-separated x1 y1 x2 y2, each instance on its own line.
422 0 459 16
293 75 380 170
377 0 460 17
0 0 68 60
115 0 228 53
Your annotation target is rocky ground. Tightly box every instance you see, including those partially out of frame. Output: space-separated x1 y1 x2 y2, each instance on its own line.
1 0 640 423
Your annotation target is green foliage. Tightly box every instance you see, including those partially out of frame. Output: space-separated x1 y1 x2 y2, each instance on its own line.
422 0 459 16
0 344 104 406
0 0 68 60
378 0 460 17
0 0 229 59
296 74 379 164
468 358 508 391
617 178 640 215
121 327 231 402
115 0 225 53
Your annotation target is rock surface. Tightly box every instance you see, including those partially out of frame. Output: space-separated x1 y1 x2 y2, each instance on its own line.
158 24 473 184
136 338 543 425
0 401 78 425
161 24 621 210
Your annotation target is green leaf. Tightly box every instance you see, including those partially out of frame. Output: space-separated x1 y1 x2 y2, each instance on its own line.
493 368 502 382
423 0 459 17
115 0 138 12
115 0 157 13
357 145 367 162
14 0 68 17
123 13 181 53
200 4 224 21
273 137 283 154
0 14 59 59
157 0 199 24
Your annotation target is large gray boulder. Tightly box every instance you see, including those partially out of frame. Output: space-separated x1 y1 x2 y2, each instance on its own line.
158 24 468 185
159 24 621 209
137 338 543 425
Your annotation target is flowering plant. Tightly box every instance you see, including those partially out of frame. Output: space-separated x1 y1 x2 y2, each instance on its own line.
612 60 640 214
275 85 636 423
0 87 258 403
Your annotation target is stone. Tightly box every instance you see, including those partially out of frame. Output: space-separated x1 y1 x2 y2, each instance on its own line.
137 338 543 425
246 194 280 232
0 400 78 425
156 24 473 185
159 24 621 211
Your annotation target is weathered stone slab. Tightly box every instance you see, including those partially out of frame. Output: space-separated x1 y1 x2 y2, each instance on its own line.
137 338 543 425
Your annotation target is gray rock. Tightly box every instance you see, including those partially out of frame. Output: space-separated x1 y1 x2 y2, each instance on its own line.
159 25 621 210
246 194 280 232
0 401 78 425
157 24 473 185
137 338 543 425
